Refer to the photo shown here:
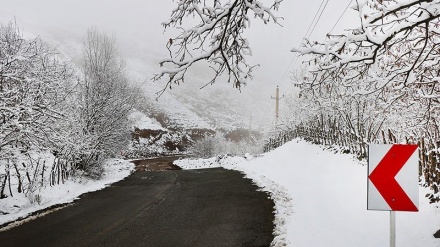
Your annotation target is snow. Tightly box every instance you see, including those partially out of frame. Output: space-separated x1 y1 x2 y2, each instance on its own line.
128 109 166 131
0 159 134 227
175 139 440 247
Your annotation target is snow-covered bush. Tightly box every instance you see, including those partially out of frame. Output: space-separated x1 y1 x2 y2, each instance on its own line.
191 132 263 158
126 130 190 158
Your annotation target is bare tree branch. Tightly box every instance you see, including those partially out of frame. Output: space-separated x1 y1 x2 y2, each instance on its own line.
154 0 283 96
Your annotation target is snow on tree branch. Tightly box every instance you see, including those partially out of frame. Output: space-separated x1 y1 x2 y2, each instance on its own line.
154 0 283 96
293 0 440 93
0 22 75 152
291 0 440 145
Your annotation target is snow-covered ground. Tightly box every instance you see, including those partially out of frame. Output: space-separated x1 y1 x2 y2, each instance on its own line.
175 139 440 247
128 109 166 131
0 159 134 227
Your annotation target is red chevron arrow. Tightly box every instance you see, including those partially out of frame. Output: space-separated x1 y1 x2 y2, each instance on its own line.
369 145 418 211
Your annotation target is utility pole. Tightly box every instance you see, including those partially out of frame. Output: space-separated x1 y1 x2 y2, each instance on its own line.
271 86 282 120
249 113 253 132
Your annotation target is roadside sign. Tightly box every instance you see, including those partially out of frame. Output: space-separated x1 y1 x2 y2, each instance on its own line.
367 144 419 212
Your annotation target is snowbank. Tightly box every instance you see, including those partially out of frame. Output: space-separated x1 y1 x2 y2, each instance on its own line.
175 139 440 247
0 159 134 227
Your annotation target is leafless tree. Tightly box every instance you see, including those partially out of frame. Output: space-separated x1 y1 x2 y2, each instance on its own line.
292 0 440 137
75 28 139 177
154 0 283 95
0 22 75 153
0 22 76 198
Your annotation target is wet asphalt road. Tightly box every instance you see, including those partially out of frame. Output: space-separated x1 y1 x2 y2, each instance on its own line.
0 157 275 247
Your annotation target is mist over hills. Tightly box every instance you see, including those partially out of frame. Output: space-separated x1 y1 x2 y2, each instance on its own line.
0 0 277 133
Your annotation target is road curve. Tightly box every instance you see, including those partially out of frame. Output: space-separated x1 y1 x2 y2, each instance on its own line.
0 158 275 247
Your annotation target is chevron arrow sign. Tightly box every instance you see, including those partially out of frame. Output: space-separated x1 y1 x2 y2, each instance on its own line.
367 144 419 212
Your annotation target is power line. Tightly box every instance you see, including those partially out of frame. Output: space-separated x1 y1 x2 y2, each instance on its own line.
307 0 330 40
280 0 354 86
329 0 353 34
279 0 330 86
304 0 325 39
279 55 298 87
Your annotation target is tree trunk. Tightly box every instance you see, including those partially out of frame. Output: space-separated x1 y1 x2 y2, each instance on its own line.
13 163 22 193
0 174 7 199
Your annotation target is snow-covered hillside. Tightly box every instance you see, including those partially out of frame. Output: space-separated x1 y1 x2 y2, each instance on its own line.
128 109 166 131
176 139 440 247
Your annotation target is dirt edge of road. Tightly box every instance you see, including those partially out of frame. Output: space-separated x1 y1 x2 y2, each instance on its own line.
131 156 184 171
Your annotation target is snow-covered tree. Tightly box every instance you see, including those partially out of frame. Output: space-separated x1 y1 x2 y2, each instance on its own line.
154 0 283 94
75 28 139 177
293 0 440 133
0 22 75 153
0 22 76 198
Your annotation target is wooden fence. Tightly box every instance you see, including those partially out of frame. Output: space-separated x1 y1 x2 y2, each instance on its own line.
1 154 74 199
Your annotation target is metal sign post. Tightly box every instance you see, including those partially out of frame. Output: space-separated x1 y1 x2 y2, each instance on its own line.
390 211 396 247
